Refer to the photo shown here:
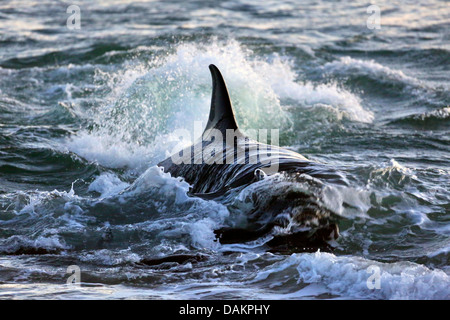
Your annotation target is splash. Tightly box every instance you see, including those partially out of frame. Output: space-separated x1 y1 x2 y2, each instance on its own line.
66 40 374 174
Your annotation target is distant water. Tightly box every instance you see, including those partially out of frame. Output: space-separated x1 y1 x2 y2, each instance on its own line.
0 0 449 299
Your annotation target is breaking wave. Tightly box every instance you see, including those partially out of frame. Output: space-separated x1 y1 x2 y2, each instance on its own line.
66 40 374 175
251 251 450 300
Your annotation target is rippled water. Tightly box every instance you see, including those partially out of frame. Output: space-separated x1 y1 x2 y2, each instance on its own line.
0 0 449 299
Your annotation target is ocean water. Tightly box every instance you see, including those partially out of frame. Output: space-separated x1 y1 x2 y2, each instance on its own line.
0 0 449 299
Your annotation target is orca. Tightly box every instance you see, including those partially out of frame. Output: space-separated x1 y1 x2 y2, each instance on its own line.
158 64 344 251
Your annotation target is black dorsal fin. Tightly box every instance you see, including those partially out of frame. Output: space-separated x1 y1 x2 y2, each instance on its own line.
204 64 239 134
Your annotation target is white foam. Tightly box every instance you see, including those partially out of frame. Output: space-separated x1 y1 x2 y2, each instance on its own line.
10 188 81 216
262 59 374 123
66 131 158 173
254 251 450 299
121 166 230 249
124 166 190 203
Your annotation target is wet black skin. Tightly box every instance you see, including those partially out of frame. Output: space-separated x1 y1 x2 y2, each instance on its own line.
152 65 345 264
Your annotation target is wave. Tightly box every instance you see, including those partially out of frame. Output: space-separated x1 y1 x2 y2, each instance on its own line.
322 56 422 88
0 165 231 252
251 251 450 299
389 107 450 129
0 43 129 69
0 235 69 255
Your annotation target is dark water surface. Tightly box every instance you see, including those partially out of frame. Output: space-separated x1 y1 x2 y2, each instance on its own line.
0 0 449 299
